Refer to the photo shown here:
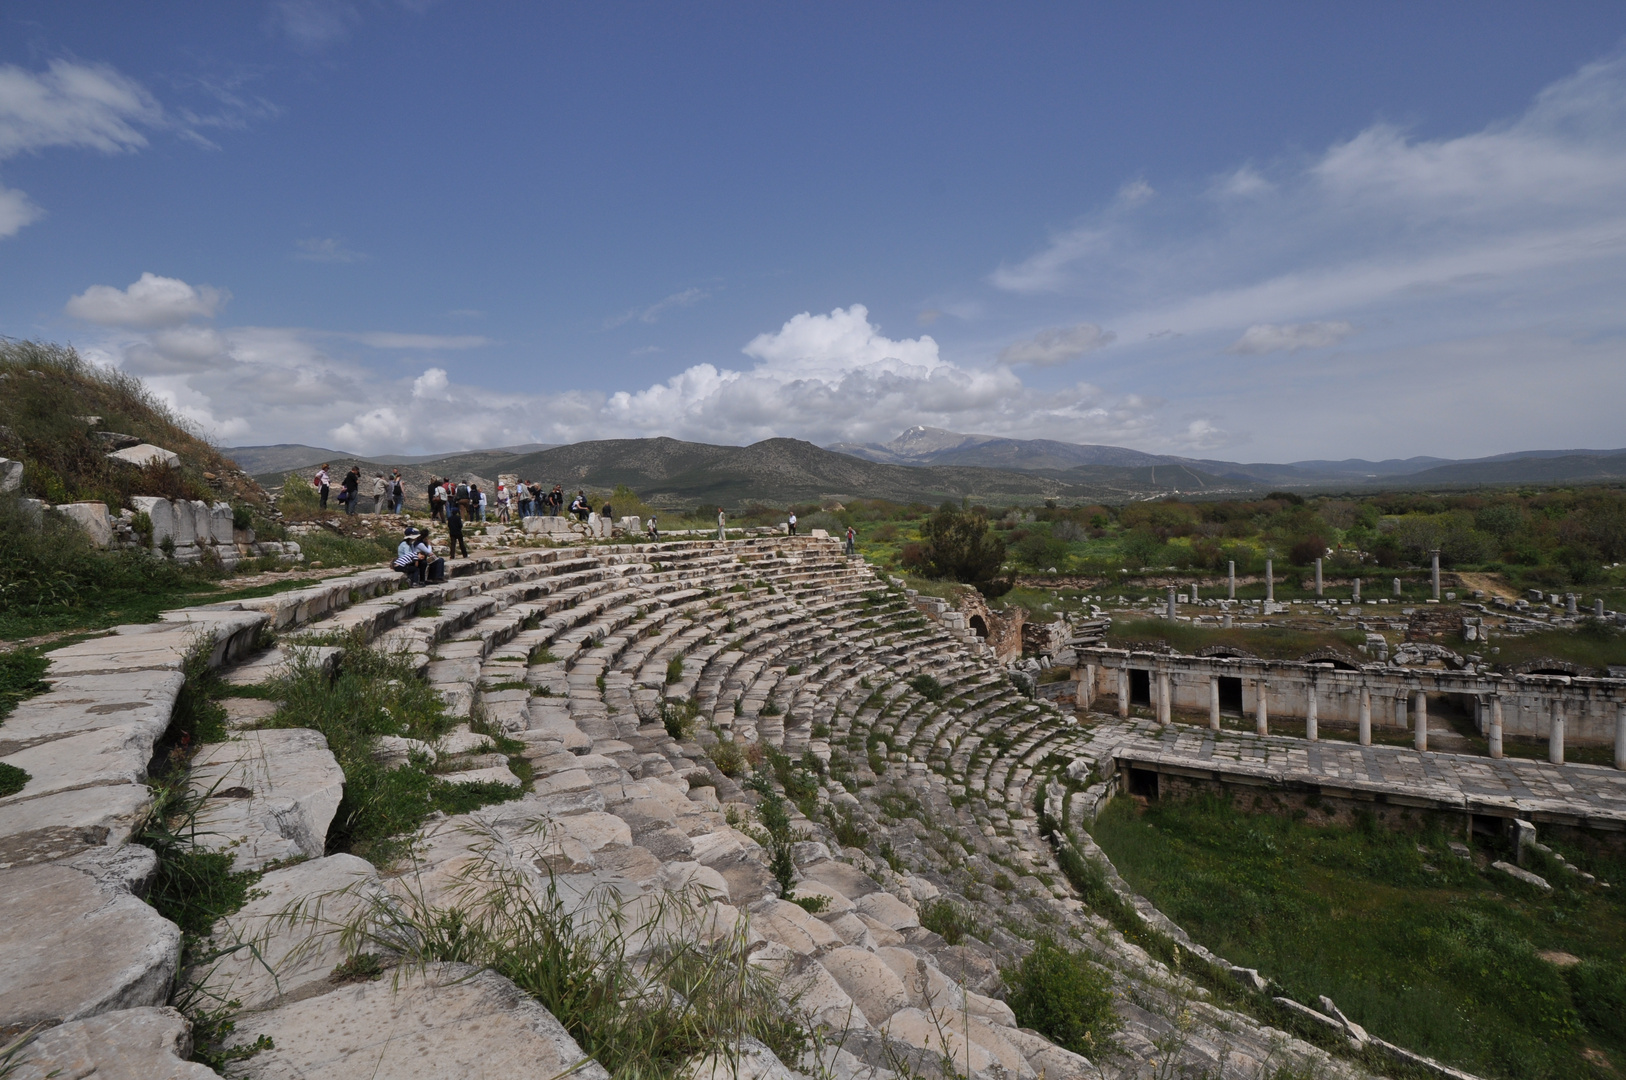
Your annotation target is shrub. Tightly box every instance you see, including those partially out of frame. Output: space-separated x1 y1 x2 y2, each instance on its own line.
908 673 944 701
708 739 746 778
1005 938 1120 1059
919 899 979 945
662 697 699 740
665 656 684 684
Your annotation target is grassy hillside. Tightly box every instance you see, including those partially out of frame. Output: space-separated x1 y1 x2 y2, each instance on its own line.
0 339 265 511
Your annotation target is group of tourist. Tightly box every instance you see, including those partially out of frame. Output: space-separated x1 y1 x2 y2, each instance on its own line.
312 464 406 515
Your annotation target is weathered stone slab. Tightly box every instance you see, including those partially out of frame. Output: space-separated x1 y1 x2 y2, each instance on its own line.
57 503 113 548
107 443 180 469
190 729 345 871
854 891 920 931
0 862 180 1031
220 645 341 687
0 784 152 869
0 671 184 757
188 854 383 1013
223 963 609 1080
6 1006 218 1080
0 725 159 802
819 946 912 1024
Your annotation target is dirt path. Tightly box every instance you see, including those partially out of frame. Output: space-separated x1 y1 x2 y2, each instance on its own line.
1453 571 1517 602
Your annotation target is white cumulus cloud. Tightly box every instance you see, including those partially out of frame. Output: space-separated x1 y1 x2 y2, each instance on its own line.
65 272 229 328
998 324 1115 367
0 183 41 238
1226 321 1356 355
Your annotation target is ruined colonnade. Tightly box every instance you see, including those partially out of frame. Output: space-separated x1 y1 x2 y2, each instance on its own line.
1078 648 1626 770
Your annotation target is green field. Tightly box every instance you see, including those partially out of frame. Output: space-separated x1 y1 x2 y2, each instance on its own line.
1090 793 1626 1079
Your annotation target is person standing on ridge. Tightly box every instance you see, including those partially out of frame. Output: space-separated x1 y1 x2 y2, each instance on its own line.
787 511 797 536
341 466 361 515
314 464 331 510
717 507 726 541
845 525 857 556
370 472 387 514
391 470 405 515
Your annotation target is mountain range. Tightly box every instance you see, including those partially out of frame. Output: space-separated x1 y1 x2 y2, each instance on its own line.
226 428 1626 508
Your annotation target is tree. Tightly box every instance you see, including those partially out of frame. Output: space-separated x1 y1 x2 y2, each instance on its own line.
918 502 1010 597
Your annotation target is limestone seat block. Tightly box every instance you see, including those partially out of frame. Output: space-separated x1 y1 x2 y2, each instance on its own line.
749 897 845 956
0 861 180 1031
0 670 188 756
189 729 345 871
0 784 153 869
436 765 522 788
818 946 913 1025
854 891 921 932
1000 1026 1096 1080
186 854 384 1013
6 1006 218 1080
222 963 609 1080
880 1008 1035 1080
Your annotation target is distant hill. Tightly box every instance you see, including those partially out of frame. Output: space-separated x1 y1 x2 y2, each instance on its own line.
236 426 1626 512
1398 452 1626 486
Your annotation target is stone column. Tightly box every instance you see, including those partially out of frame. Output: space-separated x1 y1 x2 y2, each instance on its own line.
1489 695 1504 759
1222 613 1233 629
1550 697 1565 765
1265 559 1274 603
1413 689 1431 751
1431 551 1441 600
1358 686 1372 746
1565 593 1578 616
1083 663 1096 709
1191 581 1199 602
1156 670 1171 725
1396 692 1408 731
1315 559 1323 597
1228 561 1236 600
1615 702 1626 771
1597 598 1607 618
1393 577 1402 597
1352 578 1361 604
1166 586 1177 621
1255 677 1269 735
1118 667 1130 718
1209 676 1221 731
1305 679 1319 741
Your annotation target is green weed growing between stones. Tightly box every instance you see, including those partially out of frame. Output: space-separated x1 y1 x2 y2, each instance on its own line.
1003 938 1120 1061
256 637 522 866
332 822 806 1080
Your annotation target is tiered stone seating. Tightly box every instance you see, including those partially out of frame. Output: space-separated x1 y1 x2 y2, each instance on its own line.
3 536 1374 1080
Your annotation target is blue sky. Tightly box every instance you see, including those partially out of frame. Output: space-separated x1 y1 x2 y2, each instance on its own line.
3 3 1626 462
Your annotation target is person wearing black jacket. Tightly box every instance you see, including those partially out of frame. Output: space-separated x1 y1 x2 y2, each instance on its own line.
341 466 361 515
446 500 470 558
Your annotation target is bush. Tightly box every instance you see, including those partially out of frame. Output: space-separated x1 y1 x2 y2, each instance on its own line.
666 656 684 684
908 673 944 702
1004 938 1120 1059
708 739 746 778
917 503 1010 597
919 899 979 945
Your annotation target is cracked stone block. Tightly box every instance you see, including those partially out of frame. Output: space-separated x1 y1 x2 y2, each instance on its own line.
189 729 345 871
5 1006 218 1080
0 861 180 1032
186 854 384 1013
223 963 610 1080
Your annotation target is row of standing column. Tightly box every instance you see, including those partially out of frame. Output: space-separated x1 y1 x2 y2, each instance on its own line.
1111 666 1626 769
